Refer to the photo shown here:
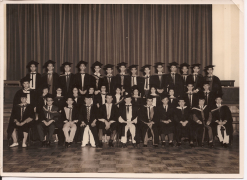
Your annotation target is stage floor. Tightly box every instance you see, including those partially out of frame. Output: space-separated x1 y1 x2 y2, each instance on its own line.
2 137 239 174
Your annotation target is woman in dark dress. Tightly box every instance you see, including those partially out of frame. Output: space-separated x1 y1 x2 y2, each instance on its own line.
131 85 144 109
168 89 178 109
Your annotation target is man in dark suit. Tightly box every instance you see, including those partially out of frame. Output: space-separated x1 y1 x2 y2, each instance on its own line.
98 94 118 147
179 63 190 92
13 76 37 109
203 65 222 96
157 95 175 147
129 65 144 97
211 94 233 148
118 93 139 147
41 60 60 95
165 62 184 97
183 81 199 110
25 60 42 93
192 97 213 148
186 63 204 94
140 65 152 98
8 93 35 148
36 94 60 147
151 62 166 96
61 96 79 147
59 62 75 97
79 94 99 148
74 61 91 95
95 83 107 108
91 61 105 95
174 97 194 147
138 96 159 147
115 62 131 94
199 81 215 110
103 64 116 94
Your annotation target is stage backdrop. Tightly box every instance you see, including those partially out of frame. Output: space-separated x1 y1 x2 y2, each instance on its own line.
6 4 212 80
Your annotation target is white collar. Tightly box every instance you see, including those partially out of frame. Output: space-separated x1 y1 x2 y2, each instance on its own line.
125 103 132 106
177 106 187 109
57 94 62 97
65 72 71 75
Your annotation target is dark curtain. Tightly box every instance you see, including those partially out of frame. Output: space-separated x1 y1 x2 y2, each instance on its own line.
7 4 212 80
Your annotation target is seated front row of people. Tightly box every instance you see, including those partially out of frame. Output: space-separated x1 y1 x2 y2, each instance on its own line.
8 88 233 149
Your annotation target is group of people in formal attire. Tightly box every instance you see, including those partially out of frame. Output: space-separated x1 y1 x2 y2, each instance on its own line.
7 60 233 149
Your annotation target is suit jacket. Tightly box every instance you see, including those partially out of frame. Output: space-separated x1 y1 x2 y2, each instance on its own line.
183 92 199 109
25 72 42 90
157 105 174 122
53 96 67 112
41 72 60 95
131 96 144 108
79 105 98 125
59 73 75 96
95 93 107 107
211 105 233 135
138 106 159 124
198 91 215 110
186 74 204 92
103 75 116 94
168 97 178 109
99 103 118 122
192 105 212 123
60 106 79 123
151 74 166 90
130 76 145 96
91 74 105 91
118 104 139 121
115 74 131 92
36 94 52 114
12 104 35 123
174 106 191 124
13 89 37 108
38 105 60 123
165 73 184 97
74 73 91 91
112 94 125 106
72 95 84 108
203 75 222 95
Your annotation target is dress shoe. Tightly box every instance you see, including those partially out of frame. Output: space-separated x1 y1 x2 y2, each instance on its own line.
9 142 19 147
81 144 86 147
190 143 194 148
99 141 103 148
208 142 214 148
177 142 181 147
153 145 158 148
132 143 136 148
143 144 147 147
41 141 46 147
169 142 174 147
22 143 27 148
65 142 69 148
220 142 224 147
108 140 114 147
122 143 127 148
136 143 140 148
46 141 51 147
161 142 166 147
224 143 228 148
201 143 204 147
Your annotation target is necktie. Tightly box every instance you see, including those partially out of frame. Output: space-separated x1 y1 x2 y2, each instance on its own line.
126 105 131 113
172 73 175 84
183 75 186 82
188 93 192 106
165 106 167 112
159 75 162 88
47 106 51 120
31 73 34 88
146 76 149 89
108 77 111 93
205 92 208 105
86 106 90 121
21 105 25 121
201 106 205 121
66 74 70 90
194 74 197 82
107 104 110 120
148 107 150 119
95 76 99 89
181 107 184 115
68 107 72 121
132 76 134 86
121 75 124 86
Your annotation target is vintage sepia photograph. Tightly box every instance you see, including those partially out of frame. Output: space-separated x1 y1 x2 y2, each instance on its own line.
0 0 244 178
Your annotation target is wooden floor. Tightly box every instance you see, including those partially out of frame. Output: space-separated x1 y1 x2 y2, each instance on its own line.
3 137 239 174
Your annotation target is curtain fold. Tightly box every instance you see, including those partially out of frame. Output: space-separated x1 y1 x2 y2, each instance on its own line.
7 4 212 80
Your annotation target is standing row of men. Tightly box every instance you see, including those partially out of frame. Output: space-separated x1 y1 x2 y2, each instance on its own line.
7 60 232 148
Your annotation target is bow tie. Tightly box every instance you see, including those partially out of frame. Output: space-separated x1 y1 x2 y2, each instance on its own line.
86 105 91 107
101 93 106 95
107 75 113 78
31 72 36 74
68 106 73 108
19 104 27 107
171 73 176 75
47 106 52 109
